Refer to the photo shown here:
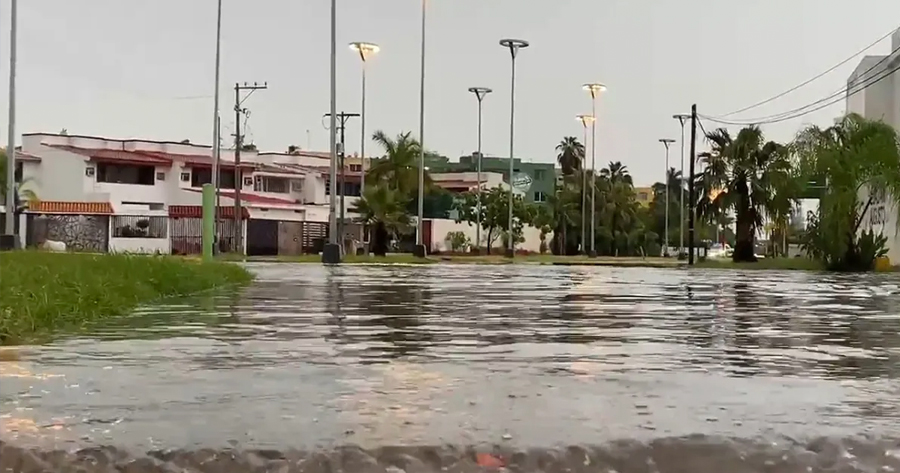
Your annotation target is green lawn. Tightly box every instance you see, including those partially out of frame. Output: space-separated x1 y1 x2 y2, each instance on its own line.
237 253 683 267
0 251 253 344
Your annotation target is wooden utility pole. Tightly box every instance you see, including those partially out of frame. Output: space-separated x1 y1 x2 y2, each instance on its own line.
323 111 360 245
232 81 267 254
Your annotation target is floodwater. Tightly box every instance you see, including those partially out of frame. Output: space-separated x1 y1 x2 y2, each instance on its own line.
4 264 900 472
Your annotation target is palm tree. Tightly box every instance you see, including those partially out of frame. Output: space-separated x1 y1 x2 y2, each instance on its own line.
0 150 38 213
793 113 900 270
351 184 412 257
546 187 580 255
555 137 584 177
697 126 794 263
600 161 633 185
367 131 428 199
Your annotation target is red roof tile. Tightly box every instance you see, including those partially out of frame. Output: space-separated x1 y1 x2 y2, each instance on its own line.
28 201 113 215
15 151 41 162
184 189 299 206
168 205 249 219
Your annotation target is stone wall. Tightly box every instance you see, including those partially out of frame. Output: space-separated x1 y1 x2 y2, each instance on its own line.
29 214 109 252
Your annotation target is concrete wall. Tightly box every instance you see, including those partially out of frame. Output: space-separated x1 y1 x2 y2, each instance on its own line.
428 218 549 253
109 237 169 254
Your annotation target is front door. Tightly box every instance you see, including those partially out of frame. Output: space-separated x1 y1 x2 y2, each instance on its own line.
246 219 278 256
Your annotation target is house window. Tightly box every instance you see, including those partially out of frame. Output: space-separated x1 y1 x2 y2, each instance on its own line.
14 162 23 183
243 176 253 187
86 166 96 177
190 168 236 189
534 169 545 180
638 192 649 201
156 172 166 181
533 191 547 202
349 164 362 172
180 172 190 182
290 179 304 193
96 162 155 185
254 176 290 193
111 215 167 238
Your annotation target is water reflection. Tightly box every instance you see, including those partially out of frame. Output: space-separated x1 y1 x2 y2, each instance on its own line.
4 264 900 450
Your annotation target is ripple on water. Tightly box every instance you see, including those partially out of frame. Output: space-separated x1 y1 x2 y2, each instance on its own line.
3 265 900 455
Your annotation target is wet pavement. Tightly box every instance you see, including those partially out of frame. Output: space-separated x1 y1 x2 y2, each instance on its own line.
4 263 900 472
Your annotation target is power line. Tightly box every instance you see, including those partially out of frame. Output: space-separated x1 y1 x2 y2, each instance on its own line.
701 53 900 126
719 27 898 118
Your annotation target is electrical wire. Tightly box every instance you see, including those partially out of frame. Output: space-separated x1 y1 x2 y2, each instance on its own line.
701 54 900 126
719 27 898 117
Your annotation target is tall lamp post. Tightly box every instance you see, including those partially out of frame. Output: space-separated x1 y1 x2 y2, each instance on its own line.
348 42 380 197
575 114 595 255
322 0 341 264
659 138 676 257
414 0 427 258
499 38 529 258
468 87 492 254
349 41 379 252
583 83 606 257
2 0 18 247
673 113 690 259
210 0 223 255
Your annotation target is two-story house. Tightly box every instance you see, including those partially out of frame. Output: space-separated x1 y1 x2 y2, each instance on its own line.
15 132 339 255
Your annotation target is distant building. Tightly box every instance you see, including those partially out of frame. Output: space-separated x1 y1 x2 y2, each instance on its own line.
848 28 900 261
633 186 654 207
425 153 555 205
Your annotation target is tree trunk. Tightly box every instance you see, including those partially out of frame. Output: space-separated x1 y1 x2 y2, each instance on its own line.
372 222 389 257
732 215 757 262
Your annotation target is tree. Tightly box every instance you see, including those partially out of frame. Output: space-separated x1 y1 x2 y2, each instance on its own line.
793 113 900 271
0 150 38 214
367 131 429 199
453 186 536 254
350 184 412 257
696 126 794 263
555 137 584 177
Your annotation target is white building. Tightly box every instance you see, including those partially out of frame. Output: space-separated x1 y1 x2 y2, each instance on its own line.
847 29 900 261
14 132 338 254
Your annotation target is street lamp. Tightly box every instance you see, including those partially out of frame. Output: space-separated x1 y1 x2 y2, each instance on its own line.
499 38 529 258
322 0 341 264
209 0 223 256
348 41 380 198
576 114 595 255
2 0 19 246
468 86 492 254
583 82 606 257
414 0 427 258
659 138 676 257
673 113 690 259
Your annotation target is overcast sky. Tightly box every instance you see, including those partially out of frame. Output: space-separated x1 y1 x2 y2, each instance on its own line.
0 0 897 185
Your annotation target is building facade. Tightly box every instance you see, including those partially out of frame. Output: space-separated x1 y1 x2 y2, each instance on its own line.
13 133 340 255
847 29 900 261
425 153 555 204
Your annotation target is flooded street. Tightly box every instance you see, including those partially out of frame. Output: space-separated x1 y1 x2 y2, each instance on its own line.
5 263 900 472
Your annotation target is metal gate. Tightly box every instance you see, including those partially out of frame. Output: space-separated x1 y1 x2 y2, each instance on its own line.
170 217 240 255
246 219 278 256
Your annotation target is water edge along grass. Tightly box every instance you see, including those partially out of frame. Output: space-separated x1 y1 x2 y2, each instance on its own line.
0 251 253 344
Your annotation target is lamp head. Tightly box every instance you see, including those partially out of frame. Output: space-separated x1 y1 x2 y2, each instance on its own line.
349 42 380 62
468 87 493 101
499 38 529 59
575 114 595 127
583 83 607 98
659 138 676 144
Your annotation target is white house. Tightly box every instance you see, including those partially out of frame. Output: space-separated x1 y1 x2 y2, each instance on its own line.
848 29 900 261
14 132 336 254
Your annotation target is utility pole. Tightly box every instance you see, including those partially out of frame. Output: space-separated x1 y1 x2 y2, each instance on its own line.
688 104 698 266
233 81 267 254
324 111 360 251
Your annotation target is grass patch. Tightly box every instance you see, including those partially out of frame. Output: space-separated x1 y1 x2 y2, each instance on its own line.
695 257 826 271
0 251 253 344
240 253 682 267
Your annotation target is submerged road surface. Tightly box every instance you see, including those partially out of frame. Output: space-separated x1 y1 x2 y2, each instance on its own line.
4 264 900 472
